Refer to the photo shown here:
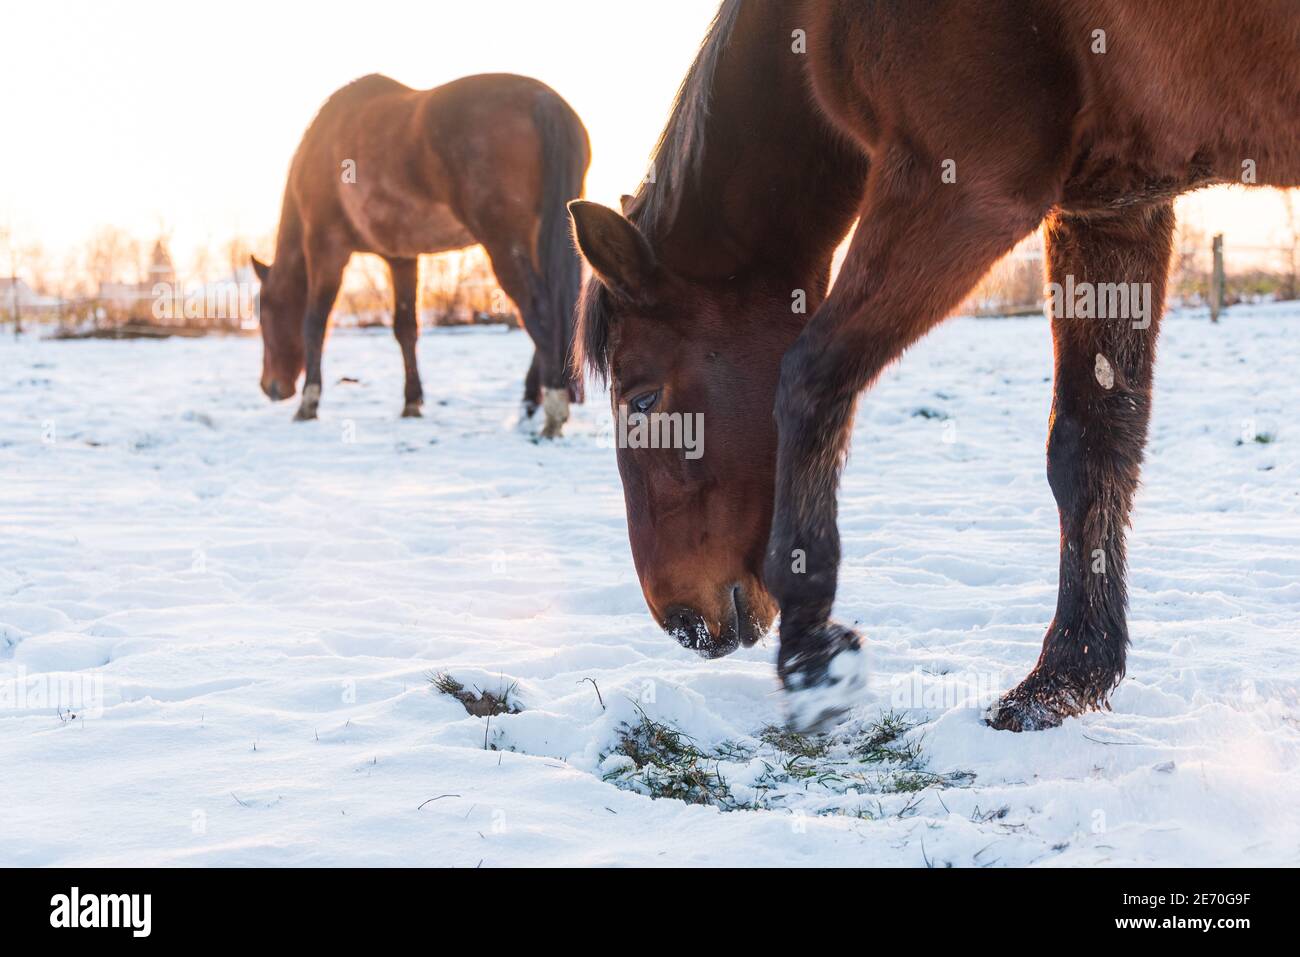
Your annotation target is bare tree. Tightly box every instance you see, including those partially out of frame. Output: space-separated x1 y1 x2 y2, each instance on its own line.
223 235 255 280
1282 191 1298 301
1169 219 1207 305
189 239 216 287
85 225 141 287
22 241 52 295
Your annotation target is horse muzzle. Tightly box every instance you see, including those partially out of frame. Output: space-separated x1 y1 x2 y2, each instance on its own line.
662 585 770 659
261 378 295 401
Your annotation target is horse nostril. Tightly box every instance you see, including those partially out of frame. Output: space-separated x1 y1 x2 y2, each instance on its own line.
265 381 282 401
664 606 709 648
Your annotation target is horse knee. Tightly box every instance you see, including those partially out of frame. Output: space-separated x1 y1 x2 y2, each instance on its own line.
775 338 826 429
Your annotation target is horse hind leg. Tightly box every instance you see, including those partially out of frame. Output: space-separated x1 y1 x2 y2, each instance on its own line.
540 386 570 440
523 350 542 418
987 202 1174 731
479 237 569 438
387 257 424 417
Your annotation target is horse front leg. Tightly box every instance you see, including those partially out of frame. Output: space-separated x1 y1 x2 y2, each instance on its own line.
765 164 1040 732
386 257 424 417
294 238 349 422
987 203 1174 731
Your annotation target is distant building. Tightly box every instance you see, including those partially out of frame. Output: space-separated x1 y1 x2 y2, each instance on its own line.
0 277 66 315
146 239 175 287
97 239 178 320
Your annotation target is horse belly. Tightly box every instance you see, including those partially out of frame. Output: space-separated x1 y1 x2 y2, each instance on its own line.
342 184 475 258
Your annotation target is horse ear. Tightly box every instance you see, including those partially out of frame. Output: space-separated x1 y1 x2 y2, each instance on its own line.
568 201 656 299
619 194 636 216
250 256 271 283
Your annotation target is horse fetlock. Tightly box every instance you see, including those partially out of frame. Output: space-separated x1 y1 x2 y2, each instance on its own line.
294 384 322 421
985 668 1109 733
766 547 837 611
985 687 1068 733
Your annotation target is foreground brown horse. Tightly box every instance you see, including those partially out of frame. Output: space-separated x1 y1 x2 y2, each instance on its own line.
570 0 1299 730
254 73 589 436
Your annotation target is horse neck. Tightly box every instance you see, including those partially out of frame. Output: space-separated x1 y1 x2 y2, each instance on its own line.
640 0 866 292
268 189 308 309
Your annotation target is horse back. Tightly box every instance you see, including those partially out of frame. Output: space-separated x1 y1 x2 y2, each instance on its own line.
804 0 1299 207
287 73 586 261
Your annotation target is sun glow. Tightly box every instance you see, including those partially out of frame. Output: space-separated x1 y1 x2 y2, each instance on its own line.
0 0 1293 288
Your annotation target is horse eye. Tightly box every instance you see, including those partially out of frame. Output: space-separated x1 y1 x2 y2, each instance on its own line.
630 391 659 414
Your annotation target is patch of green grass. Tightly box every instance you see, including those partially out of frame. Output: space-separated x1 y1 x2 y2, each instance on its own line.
429 671 521 718
883 771 940 793
1236 431 1278 446
713 739 755 762
912 406 950 421
853 710 921 764
603 704 733 806
758 724 831 760
599 705 975 813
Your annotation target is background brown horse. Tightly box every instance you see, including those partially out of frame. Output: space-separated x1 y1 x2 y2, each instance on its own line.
570 0 1299 730
254 73 589 436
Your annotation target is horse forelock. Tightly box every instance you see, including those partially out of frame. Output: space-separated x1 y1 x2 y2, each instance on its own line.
574 274 614 383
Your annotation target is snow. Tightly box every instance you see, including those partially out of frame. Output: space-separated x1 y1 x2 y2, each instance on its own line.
1 305 1297 867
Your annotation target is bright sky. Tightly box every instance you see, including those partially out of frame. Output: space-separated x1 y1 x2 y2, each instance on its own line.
0 0 1293 280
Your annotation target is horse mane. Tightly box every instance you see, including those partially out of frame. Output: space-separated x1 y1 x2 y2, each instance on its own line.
627 0 743 236
575 0 743 383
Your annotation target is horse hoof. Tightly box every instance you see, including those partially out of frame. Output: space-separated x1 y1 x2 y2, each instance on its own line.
779 622 868 733
401 403 423 418
985 675 1080 732
294 385 321 421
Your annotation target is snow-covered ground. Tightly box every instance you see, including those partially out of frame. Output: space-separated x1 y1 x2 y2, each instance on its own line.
2 304 1297 867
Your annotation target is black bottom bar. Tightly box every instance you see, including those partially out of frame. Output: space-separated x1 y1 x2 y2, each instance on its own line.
0 866 1287 942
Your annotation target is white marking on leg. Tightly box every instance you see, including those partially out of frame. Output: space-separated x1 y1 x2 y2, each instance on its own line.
541 387 570 439
783 646 869 733
1094 354 1114 390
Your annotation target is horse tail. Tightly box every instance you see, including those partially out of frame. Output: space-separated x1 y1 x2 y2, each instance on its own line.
533 89 590 403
